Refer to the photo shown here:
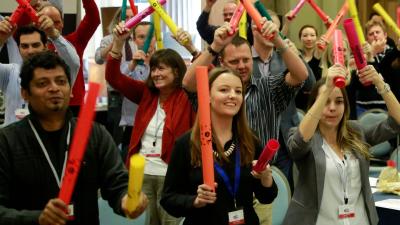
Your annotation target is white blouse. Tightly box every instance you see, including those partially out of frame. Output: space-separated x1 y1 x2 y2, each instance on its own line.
316 139 370 225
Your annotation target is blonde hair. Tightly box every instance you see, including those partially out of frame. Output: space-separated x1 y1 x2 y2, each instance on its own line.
319 36 352 84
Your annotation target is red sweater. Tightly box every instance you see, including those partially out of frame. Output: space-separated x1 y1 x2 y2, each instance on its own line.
105 56 196 164
49 0 100 106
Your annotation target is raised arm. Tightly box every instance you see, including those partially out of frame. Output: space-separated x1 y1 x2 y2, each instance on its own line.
299 64 345 141
37 13 80 86
95 35 113 65
358 65 400 124
182 23 236 92
106 22 146 104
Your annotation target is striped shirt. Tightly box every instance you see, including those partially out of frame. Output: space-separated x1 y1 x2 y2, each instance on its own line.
246 58 300 147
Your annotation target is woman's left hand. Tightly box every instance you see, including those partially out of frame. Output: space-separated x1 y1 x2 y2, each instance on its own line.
251 162 273 188
358 65 383 86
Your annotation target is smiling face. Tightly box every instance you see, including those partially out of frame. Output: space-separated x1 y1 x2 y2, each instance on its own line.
318 85 345 130
21 66 71 115
150 63 176 91
300 27 317 50
210 72 243 119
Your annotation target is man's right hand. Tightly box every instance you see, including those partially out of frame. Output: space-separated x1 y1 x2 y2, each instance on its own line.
210 22 236 53
0 17 16 46
205 0 217 12
39 198 69 225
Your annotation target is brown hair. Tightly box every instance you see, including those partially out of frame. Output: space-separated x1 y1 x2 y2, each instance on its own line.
219 35 251 59
146 49 187 92
307 78 371 159
190 67 258 167
298 24 318 39
320 37 351 81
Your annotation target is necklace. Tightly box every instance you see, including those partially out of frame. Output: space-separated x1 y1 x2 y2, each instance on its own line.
213 142 236 158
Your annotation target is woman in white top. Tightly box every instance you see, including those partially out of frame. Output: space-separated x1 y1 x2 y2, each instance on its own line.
283 63 400 225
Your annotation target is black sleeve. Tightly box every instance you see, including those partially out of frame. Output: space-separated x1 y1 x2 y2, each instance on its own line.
0 131 42 224
160 133 197 217
196 11 218 45
95 124 129 216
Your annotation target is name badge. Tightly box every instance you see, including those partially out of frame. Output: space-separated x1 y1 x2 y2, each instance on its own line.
15 108 29 120
68 204 75 220
338 204 355 219
228 209 245 225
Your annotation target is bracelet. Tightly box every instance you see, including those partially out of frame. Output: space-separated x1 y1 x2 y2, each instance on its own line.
306 111 321 120
376 82 391 95
110 50 122 59
276 44 289 54
207 46 219 57
191 50 199 57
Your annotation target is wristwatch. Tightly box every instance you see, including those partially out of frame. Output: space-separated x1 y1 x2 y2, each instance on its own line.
376 83 391 95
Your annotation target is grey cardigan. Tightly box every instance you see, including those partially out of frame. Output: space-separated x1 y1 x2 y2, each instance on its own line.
283 117 400 225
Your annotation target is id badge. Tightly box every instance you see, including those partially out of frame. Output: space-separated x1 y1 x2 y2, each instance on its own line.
67 204 75 220
15 108 29 120
338 204 355 219
228 209 245 225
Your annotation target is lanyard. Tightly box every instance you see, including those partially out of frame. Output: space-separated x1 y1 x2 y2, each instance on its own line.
325 142 349 204
28 119 71 187
214 145 240 208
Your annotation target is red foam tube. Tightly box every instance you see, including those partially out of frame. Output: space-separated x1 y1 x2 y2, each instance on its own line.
128 0 138 16
332 29 346 88
241 0 274 40
196 66 215 191
317 1 349 50
287 0 307 21
343 18 371 86
397 6 400 28
15 0 38 23
253 139 280 173
125 0 166 29
9 6 25 25
229 3 245 36
307 0 331 27
58 82 101 206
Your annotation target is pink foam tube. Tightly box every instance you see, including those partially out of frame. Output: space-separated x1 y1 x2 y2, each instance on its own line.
125 0 166 29
307 0 331 26
58 82 101 206
196 66 215 191
343 18 371 86
16 0 38 23
332 29 346 88
241 0 274 40
253 139 280 173
317 2 349 50
229 3 245 36
287 0 307 21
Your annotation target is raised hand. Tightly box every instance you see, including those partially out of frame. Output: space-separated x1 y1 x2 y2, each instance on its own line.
0 17 16 45
37 13 59 39
211 23 236 52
